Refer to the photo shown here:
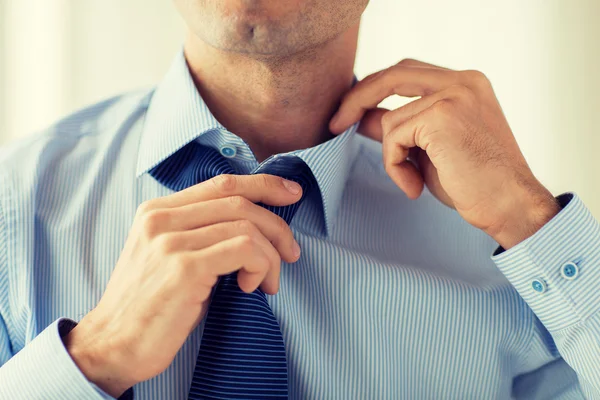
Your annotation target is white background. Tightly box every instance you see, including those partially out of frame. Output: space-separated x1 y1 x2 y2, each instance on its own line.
1 0 598 216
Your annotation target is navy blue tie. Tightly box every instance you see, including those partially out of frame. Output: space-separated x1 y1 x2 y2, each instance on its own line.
149 141 316 400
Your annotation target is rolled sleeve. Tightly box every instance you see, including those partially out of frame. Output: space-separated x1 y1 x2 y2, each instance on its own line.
0 318 114 400
492 193 600 332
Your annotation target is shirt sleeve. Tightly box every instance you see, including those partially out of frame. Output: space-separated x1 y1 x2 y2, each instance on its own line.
0 193 117 399
0 319 118 400
492 193 600 398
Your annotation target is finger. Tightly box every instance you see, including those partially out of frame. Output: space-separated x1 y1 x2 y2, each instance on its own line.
330 66 461 133
162 221 282 294
356 59 452 90
417 150 454 208
396 58 453 71
259 256 282 295
192 235 272 293
164 196 299 263
150 174 303 209
379 85 472 137
357 107 388 142
356 86 463 142
385 105 449 168
382 140 424 199
357 59 452 86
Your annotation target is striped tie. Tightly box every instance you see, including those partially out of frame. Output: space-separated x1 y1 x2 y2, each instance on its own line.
148 141 317 400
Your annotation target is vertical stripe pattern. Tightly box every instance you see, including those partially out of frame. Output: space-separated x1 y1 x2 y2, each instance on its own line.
0 51 598 400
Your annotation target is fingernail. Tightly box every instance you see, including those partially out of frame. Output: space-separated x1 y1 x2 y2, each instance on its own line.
292 241 301 258
283 179 301 194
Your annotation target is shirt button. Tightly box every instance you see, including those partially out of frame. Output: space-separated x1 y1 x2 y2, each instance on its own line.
219 145 237 158
531 278 547 294
560 261 579 281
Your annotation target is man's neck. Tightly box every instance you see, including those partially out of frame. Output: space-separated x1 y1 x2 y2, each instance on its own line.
184 24 359 162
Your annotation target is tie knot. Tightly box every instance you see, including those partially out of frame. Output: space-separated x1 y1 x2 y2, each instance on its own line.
254 155 315 194
150 142 318 226
253 155 317 225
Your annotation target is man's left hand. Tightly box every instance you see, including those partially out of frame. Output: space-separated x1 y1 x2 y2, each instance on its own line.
329 59 560 250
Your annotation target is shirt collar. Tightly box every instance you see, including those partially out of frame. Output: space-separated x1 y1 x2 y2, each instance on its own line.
136 50 361 236
136 51 225 177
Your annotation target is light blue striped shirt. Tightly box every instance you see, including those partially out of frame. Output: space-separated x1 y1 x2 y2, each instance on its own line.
1 52 599 399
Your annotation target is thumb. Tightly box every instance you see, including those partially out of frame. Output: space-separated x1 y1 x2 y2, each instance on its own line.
356 107 389 142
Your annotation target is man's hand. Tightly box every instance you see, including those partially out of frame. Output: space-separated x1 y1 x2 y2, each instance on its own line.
63 174 303 397
330 59 560 250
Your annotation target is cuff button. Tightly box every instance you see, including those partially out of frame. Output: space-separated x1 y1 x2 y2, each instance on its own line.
560 261 579 281
531 278 547 294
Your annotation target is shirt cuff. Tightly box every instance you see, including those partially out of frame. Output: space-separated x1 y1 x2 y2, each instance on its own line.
492 193 600 332
0 318 114 399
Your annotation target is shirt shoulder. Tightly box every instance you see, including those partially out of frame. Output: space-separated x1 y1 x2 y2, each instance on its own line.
0 90 151 174
0 89 153 262
0 90 152 203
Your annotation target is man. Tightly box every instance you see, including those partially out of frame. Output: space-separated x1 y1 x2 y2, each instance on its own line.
0 0 598 399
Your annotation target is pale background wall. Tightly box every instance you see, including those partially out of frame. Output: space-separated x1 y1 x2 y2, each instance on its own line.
0 0 598 216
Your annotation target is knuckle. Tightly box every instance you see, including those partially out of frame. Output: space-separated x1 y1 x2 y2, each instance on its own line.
275 215 290 237
432 99 455 118
415 125 438 149
260 254 271 272
197 268 218 289
448 85 477 107
234 220 257 235
463 69 490 87
274 253 282 269
140 209 169 238
136 200 159 216
228 195 250 211
156 234 177 254
384 162 396 176
425 140 444 159
235 234 256 253
171 254 193 281
269 247 282 265
253 248 271 270
371 67 392 88
396 58 416 66
362 69 384 83
257 174 275 190
212 174 237 195
177 253 195 270
193 262 218 288
448 84 472 99
380 111 396 133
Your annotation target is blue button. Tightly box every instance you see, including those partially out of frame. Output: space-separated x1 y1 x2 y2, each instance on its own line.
531 278 547 293
220 145 237 158
560 261 579 281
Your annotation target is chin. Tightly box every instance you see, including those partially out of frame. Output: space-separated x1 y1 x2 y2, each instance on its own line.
207 7 298 55
176 0 349 57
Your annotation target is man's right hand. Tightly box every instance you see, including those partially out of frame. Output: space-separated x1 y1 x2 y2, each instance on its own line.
63 174 303 397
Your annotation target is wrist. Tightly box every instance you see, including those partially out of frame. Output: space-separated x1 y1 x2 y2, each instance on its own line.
490 182 560 250
63 314 133 398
